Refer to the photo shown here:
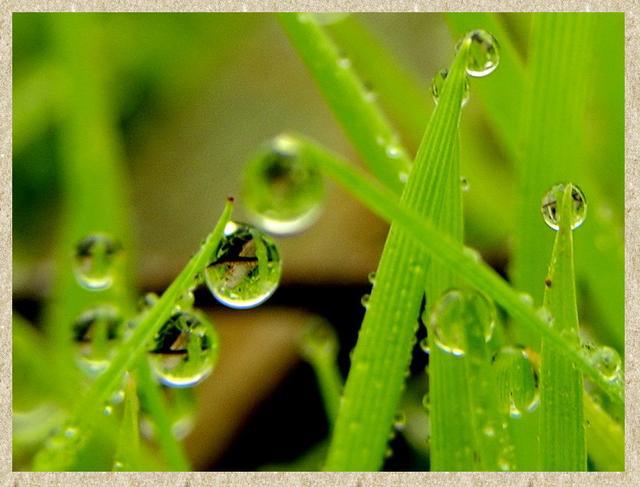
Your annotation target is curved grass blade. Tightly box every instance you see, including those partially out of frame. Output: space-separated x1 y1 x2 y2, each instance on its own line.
278 13 410 193
539 185 586 471
295 136 624 408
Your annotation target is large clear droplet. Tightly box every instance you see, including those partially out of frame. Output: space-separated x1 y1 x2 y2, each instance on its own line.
73 234 122 290
205 221 282 309
72 305 123 377
493 346 539 418
541 182 587 231
430 289 496 357
590 346 622 382
456 30 500 77
242 134 324 235
431 68 470 107
148 310 219 388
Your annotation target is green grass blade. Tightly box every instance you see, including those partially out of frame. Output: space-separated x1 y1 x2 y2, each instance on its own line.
278 13 410 193
583 392 624 471
539 185 586 470
135 360 190 471
32 199 234 470
322 44 468 470
295 136 623 409
299 318 343 429
113 378 142 471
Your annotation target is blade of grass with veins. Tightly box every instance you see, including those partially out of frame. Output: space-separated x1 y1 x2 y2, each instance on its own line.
294 136 623 408
321 43 470 470
539 185 586 471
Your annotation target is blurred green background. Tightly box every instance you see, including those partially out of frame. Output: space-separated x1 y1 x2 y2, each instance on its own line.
12 13 624 471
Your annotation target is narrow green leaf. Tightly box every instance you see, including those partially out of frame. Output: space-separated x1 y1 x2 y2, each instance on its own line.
299 318 343 429
539 185 586 471
295 136 624 408
113 378 141 471
278 13 410 193
583 392 624 471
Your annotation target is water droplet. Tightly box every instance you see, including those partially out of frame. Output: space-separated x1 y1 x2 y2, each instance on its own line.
103 405 113 416
138 292 159 311
590 346 622 382
493 346 539 417
536 307 553 326
338 56 352 69
175 290 195 312
456 30 500 77
367 271 377 284
242 135 325 235
519 293 534 307
360 293 370 309
498 457 512 471
393 411 407 431
422 393 430 411
148 310 219 388
398 170 409 183
460 176 470 192
113 461 124 471
541 182 587 231
72 305 123 377
431 68 470 106
111 388 125 405
204 221 282 309
462 246 482 263
73 233 122 290
64 426 78 439
299 318 338 361
386 144 403 159
430 289 496 357
483 424 495 437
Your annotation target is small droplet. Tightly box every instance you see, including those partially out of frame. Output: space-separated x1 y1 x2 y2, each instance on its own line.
519 293 534 307
419 337 430 354
456 30 500 77
493 346 539 417
430 289 496 357
422 393 430 411
541 183 587 231
590 346 622 382
338 57 352 69
175 290 195 312
242 134 325 235
113 461 124 471
148 310 219 388
460 176 470 192
393 411 407 431
103 405 113 416
398 170 409 183
386 144 402 159
536 307 554 326
360 293 370 309
138 292 159 311
462 246 482 263
64 426 78 439
204 221 282 309
298 318 339 361
72 305 123 377
73 233 122 290
367 271 377 284
110 388 125 405
431 68 470 106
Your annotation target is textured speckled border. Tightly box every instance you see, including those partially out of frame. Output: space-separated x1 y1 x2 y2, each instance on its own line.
1 0 638 484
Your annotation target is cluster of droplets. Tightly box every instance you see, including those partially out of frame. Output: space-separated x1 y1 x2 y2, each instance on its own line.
241 134 325 236
431 29 500 108
204 221 282 309
428 288 496 357
541 182 587 231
